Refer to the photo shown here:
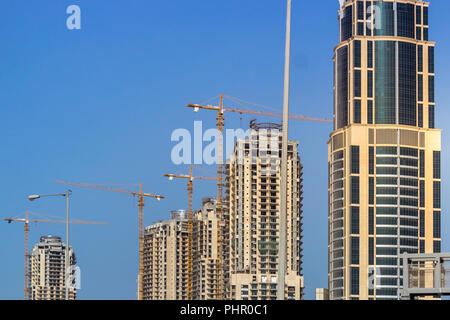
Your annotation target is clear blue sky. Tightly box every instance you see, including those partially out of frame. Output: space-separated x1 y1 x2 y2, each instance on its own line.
0 0 448 300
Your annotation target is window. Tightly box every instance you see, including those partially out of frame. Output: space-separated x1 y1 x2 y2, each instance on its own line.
416 27 421 40
373 2 394 36
416 5 421 25
367 70 373 98
375 41 396 124
351 177 360 204
433 211 441 238
418 104 423 128
428 47 434 74
399 42 417 126
418 45 423 73
357 1 364 20
433 181 441 209
369 207 374 235
401 147 418 157
423 27 428 41
354 70 361 98
369 147 374 174
420 180 425 207
433 151 441 179
369 177 374 205
367 41 373 68
420 210 425 238
357 22 364 36
367 100 373 124
429 106 435 129
377 146 397 155
351 207 360 234
351 146 360 174
434 241 441 253
423 7 428 26
336 46 349 129
354 40 361 68
429 76 435 102
351 267 359 295
397 3 415 39
369 238 374 265
418 74 423 102
341 6 353 41
354 100 361 124
420 240 425 253
351 237 359 265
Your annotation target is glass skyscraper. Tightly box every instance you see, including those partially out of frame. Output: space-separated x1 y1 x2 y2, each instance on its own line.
328 0 441 300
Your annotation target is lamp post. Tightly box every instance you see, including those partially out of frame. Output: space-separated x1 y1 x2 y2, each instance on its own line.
28 190 72 300
278 0 292 301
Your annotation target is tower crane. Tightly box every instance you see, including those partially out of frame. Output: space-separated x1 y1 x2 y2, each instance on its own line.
53 180 164 300
186 94 332 299
164 165 217 299
4 211 107 300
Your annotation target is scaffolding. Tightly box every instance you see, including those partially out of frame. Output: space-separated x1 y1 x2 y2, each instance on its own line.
401 253 450 300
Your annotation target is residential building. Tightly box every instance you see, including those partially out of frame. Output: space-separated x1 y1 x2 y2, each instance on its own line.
29 235 76 300
192 198 227 299
226 121 304 300
142 210 188 300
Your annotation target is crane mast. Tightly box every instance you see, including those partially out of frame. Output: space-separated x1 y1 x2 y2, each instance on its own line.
53 180 164 300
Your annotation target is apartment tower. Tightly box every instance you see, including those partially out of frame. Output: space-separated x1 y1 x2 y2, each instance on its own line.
29 235 76 300
328 0 441 300
192 198 228 299
226 121 304 300
142 210 188 300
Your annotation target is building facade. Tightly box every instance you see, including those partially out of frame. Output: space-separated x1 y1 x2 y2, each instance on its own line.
328 0 441 300
226 121 304 300
192 198 227 300
142 210 189 300
29 235 76 300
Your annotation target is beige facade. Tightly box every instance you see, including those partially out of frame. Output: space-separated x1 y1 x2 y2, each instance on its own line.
142 210 188 300
226 122 304 300
192 198 226 300
316 288 330 300
329 0 441 300
29 235 76 300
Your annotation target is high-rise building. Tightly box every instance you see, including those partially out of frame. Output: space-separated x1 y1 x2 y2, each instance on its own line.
328 0 441 300
142 210 188 300
192 198 227 300
226 121 304 300
29 235 76 300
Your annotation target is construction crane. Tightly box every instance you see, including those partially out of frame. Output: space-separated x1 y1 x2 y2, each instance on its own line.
4 211 107 300
53 180 164 300
164 165 217 299
186 94 333 298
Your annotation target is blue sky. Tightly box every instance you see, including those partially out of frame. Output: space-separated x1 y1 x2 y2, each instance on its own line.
0 0 449 300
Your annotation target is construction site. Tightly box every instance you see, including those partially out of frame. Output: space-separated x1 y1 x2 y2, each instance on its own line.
1 0 449 302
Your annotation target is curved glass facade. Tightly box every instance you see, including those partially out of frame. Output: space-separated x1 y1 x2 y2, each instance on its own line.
334 0 435 130
330 0 441 301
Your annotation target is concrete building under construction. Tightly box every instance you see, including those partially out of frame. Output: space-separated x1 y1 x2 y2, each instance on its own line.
142 210 188 300
225 121 304 300
192 198 228 300
29 235 76 300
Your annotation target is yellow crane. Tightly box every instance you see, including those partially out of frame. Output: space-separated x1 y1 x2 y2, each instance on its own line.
4 211 108 300
53 180 164 300
187 94 333 298
164 165 217 299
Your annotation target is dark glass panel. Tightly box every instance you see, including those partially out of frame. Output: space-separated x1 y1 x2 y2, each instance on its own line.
375 41 396 124
336 46 349 129
398 42 417 126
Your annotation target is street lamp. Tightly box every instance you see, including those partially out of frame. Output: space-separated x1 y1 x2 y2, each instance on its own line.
28 190 72 300
278 0 292 300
